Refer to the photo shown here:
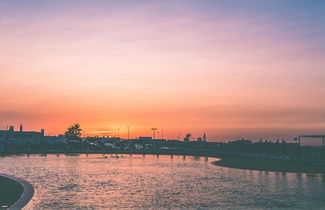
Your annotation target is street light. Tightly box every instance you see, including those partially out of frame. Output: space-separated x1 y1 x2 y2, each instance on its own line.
151 128 157 139
126 125 131 140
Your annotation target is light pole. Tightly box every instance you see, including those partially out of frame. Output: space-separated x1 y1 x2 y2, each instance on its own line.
151 128 157 139
126 125 131 140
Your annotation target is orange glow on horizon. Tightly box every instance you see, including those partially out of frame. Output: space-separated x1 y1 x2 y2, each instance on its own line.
1 1 325 141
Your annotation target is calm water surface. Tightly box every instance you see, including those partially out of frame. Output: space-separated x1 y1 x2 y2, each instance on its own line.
1 154 325 209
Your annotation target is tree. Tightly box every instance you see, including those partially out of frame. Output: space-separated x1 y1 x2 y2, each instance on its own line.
184 133 192 143
65 123 82 141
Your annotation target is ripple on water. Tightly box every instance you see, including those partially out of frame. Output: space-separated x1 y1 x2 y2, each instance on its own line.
58 183 79 191
0 154 325 209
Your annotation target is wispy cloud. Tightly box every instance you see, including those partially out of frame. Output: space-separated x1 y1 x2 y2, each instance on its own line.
0 0 325 139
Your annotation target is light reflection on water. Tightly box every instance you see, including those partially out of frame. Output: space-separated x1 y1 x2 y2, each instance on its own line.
1 154 325 209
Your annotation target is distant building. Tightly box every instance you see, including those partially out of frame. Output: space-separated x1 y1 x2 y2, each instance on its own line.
0 125 44 144
139 136 153 141
43 135 67 144
0 125 66 145
197 133 207 142
85 136 121 144
203 133 207 142
298 135 325 147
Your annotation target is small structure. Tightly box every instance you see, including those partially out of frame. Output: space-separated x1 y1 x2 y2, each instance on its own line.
298 135 325 148
203 133 207 142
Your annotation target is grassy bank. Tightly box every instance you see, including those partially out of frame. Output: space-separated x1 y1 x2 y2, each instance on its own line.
0 176 23 208
213 157 325 174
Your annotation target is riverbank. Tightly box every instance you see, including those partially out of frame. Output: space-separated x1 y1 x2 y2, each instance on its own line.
0 175 23 208
213 157 325 174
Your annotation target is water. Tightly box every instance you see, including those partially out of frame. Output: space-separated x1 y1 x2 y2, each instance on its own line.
1 154 325 209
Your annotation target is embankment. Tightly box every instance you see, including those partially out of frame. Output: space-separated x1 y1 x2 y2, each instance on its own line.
0 174 34 209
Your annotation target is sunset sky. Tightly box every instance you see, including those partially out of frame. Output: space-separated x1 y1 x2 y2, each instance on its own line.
1 0 325 141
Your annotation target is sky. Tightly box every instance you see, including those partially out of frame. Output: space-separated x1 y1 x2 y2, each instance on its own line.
1 0 325 141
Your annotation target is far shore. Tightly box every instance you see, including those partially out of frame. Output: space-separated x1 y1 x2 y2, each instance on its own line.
212 157 325 175
1 149 325 175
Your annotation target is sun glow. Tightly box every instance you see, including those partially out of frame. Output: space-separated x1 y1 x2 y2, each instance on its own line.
1 1 325 140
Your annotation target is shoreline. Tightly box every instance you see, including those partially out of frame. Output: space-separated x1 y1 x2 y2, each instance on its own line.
212 157 325 175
